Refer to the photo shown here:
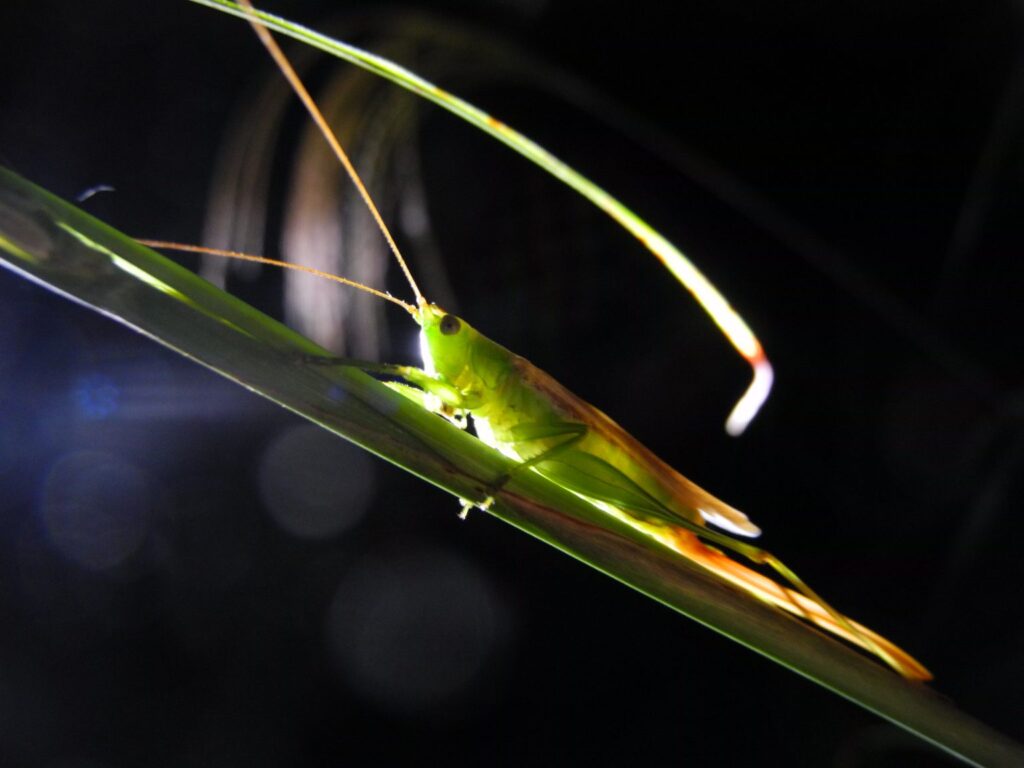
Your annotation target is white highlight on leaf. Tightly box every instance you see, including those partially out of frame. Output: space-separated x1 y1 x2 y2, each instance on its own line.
725 357 774 437
699 507 761 538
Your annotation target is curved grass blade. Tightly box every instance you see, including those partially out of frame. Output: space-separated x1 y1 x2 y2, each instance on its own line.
190 0 772 436
2 167 1023 766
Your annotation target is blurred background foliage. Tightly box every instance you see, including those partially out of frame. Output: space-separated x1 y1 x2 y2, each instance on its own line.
1 0 1023 765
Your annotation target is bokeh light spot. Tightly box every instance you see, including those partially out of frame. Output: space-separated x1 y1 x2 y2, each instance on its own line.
71 373 120 420
39 451 152 571
326 547 508 717
258 424 374 539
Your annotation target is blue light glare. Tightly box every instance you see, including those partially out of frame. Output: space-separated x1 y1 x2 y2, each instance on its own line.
71 373 120 420
327 383 347 403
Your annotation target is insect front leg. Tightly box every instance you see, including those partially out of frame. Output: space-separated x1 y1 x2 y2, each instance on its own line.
300 353 469 420
382 382 469 429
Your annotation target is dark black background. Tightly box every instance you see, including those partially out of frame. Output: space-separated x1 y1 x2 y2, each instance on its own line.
2 0 1023 765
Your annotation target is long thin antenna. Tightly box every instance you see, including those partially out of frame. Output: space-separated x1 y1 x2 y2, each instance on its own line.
225 1 772 434
236 0 427 309
138 239 418 316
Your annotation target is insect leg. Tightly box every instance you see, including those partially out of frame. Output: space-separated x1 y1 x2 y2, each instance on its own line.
503 420 589 473
460 420 589 519
509 445 924 677
300 353 467 410
675 523 914 675
382 381 468 428
496 437 849 645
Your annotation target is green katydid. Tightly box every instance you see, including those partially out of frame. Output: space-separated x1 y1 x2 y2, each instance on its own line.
146 0 932 682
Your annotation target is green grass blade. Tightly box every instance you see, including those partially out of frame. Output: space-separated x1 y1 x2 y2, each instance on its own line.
188 0 772 436
2 167 1023 766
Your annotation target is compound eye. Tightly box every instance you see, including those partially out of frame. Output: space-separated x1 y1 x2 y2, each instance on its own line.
439 315 462 336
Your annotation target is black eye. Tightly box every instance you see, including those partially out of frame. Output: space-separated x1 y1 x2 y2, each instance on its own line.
439 315 461 335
